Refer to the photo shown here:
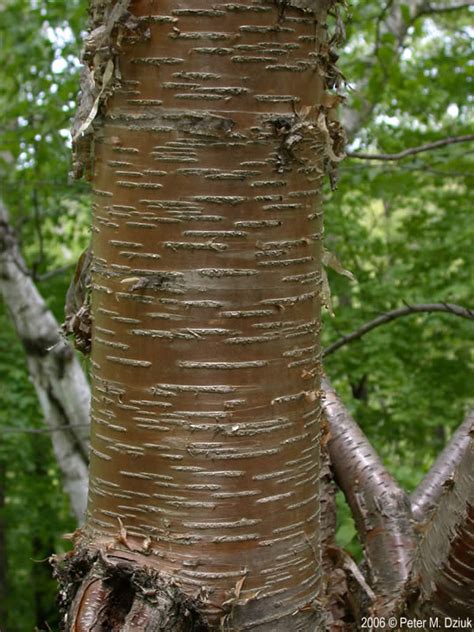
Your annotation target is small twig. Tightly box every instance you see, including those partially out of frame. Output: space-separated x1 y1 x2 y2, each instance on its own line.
418 0 474 16
0 423 90 435
347 134 474 161
37 263 75 282
324 302 474 357
341 162 473 178
336 548 377 602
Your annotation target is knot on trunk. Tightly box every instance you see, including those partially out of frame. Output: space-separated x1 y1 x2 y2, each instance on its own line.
52 548 208 631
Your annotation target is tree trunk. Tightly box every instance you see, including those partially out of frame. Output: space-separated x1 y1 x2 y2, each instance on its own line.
0 200 89 524
59 0 344 629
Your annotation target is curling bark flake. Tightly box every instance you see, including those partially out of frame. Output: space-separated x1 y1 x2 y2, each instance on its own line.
61 1 345 629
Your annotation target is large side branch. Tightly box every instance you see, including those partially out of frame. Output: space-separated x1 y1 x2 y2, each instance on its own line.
346 134 474 162
322 377 416 616
411 410 474 522
0 199 90 523
412 436 474 619
324 303 474 357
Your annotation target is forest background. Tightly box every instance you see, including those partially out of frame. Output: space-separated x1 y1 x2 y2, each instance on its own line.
0 0 472 630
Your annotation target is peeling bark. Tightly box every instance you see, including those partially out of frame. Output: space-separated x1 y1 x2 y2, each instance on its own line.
411 410 474 522
322 377 416 618
284 0 331 11
65 0 345 628
53 548 207 631
64 245 93 355
412 437 474 618
0 199 90 523
319 433 353 631
71 0 143 179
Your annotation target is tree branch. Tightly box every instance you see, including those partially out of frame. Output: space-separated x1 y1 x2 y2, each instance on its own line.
411 436 474 619
36 262 75 282
322 377 416 616
418 0 474 16
0 198 90 523
347 134 474 161
0 423 91 435
410 409 474 522
324 303 474 357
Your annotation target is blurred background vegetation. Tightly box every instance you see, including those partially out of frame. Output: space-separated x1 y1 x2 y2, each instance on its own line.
0 0 472 629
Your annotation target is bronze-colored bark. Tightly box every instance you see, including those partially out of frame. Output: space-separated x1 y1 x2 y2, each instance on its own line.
411 409 474 522
319 439 353 631
65 1 344 629
413 437 474 619
322 378 416 618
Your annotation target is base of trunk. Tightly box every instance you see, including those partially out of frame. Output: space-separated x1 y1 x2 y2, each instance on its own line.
52 548 208 631
52 545 327 631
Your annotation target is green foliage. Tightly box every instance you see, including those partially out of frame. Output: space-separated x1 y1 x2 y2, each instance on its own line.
0 0 473 623
336 492 361 560
1 0 90 276
1 2 88 628
0 311 75 632
326 0 473 551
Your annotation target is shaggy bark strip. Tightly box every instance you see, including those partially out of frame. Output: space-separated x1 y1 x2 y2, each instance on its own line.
69 0 344 629
55 548 208 632
318 435 352 630
0 200 89 523
322 378 416 618
413 437 474 619
411 409 474 522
